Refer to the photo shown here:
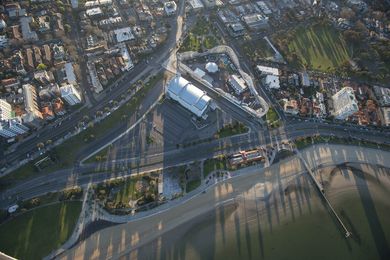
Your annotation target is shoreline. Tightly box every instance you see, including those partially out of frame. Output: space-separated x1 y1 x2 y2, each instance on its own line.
56 144 390 259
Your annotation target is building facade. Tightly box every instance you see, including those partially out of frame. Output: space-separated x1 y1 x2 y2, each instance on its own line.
0 99 13 121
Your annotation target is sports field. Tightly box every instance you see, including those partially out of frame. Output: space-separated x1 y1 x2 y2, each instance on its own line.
285 24 351 71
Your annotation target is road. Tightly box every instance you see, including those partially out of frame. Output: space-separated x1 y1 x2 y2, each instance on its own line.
1 119 389 208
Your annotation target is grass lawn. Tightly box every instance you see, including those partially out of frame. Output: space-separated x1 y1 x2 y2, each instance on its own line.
84 145 111 164
241 38 275 61
266 107 281 128
179 20 220 52
283 23 351 71
295 135 390 151
113 178 139 205
1 74 163 185
186 179 201 193
216 122 248 138
203 158 227 178
0 201 81 260
266 107 279 122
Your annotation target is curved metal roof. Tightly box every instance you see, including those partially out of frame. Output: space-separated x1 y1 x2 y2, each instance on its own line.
166 75 211 117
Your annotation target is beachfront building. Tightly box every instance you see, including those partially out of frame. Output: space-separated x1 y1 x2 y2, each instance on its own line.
166 75 212 119
60 84 82 106
331 87 359 120
0 117 29 138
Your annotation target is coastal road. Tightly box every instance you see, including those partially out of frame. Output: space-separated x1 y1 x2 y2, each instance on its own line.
1 121 389 208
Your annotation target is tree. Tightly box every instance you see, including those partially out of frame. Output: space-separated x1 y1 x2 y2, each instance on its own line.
37 142 44 149
36 63 47 70
64 24 71 33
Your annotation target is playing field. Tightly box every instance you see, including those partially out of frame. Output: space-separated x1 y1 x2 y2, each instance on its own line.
0 201 81 260
286 24 351 71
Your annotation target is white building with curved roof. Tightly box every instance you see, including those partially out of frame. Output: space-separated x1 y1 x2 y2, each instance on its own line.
166 75 211 118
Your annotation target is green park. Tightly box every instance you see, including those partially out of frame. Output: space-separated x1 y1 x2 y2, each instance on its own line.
0 202 81 260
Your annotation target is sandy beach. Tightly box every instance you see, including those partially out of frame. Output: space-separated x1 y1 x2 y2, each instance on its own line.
58 144 390 260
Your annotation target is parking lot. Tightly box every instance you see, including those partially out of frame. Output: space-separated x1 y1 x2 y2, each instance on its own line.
107 98 234 160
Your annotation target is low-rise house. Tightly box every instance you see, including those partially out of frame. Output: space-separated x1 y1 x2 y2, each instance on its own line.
39 83 60 100
114 27 135 43
164 1 177 16
10 25 22 40
86 7 103 17
188 0 204 10
228 75 248 95
52 44 65 60
20 16 38 41
54 13 64 31
373 85 390 106
0 35 8 48
33 46 43 65
37 16 50 32
0 19 6 31
381 107 390 127
11 51 27 75
34 70 54 85
119 46 134 71
242 13 269 30
300 72 310 87
256 1 272 15
227 23 245 37
283 99 299 115
41 103 55 120
263 74 280 89
25 48 34 69
52 98 66 116
43 44 52 64
63 62 77 85
99 17 122 27
1 78 20 90
6 3 27 18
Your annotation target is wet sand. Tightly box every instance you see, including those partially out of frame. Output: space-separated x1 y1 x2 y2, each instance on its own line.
125 165 390 260
58 144 390 260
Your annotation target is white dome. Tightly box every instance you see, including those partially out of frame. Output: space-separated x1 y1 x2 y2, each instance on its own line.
205 62 218 73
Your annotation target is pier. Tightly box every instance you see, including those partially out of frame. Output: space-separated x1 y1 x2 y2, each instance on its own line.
296 150 351 238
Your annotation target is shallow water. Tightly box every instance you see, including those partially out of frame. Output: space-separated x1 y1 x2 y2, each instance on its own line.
128 165 390 260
